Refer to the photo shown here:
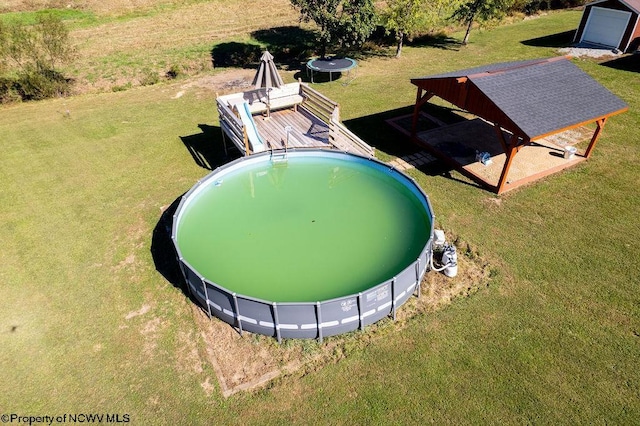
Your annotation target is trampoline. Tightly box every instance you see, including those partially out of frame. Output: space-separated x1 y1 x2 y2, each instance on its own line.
306 57 357 84
172 149 435 342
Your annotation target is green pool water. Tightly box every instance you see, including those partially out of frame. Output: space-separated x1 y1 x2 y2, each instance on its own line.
175 155 431 303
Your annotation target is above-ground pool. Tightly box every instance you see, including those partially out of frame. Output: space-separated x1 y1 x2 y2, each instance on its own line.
172 149 434 341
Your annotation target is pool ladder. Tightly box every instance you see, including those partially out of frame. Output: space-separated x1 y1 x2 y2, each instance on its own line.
270 132 289 164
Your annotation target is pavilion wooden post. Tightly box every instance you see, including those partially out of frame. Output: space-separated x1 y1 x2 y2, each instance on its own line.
411 88 434 138
493 124 509 152
411 88 422 138
496 134 521 194
584 118 607 159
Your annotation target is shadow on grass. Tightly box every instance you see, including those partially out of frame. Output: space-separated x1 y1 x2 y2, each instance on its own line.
345 105 418 157
521 30 576 48
151 195 186 292
344 104 482 190
600 54 640 73
293 67 356 84
406 33 462 51
252 26 318 67
180 124 241 171
344 104 466 156
211 42 263 68
150 195 211 317
210 27 318 71
151 125 240 311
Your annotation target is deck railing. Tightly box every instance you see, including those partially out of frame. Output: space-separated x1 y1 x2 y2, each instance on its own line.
329 119 375 157
217 98 247 155
300 83 340 124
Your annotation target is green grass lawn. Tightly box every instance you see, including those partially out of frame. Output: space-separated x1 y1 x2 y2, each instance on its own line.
1 7 639 425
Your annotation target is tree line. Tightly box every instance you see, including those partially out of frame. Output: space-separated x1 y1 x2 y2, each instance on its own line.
292 0 585 58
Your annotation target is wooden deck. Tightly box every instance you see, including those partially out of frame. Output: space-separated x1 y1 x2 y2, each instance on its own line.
252 107 331 150
217 82 374 157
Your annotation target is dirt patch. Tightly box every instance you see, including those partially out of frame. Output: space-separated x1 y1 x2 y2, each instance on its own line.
195 307 313 398
559 46 623 59
125 303 151 320
175 70 256 98
192 233 494 398
140 316 168 358
175 329 204 375
482 197 502 209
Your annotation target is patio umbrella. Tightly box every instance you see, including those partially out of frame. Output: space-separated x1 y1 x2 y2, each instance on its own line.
252 50 284 89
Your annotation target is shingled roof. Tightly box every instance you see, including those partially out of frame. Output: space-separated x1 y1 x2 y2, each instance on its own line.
411 56 628 141
585 0 640 13
409 56 629 194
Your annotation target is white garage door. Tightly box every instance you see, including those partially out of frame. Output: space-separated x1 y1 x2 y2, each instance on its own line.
582 6 631 48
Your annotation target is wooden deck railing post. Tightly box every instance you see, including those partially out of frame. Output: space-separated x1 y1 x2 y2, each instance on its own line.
242 126 250 155
332 104 340 122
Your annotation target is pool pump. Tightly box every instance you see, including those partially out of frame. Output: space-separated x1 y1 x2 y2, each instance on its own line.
441 244 458 278
430 230 458 278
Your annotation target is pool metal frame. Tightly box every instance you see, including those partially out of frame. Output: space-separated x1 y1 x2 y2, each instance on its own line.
172 149 435 342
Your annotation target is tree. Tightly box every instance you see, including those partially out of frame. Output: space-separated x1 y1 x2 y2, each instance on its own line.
0 21 7 75
381 0 448 57
35 14 75 71
451 0 514 45
0 14 75 101
290 0 376 58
